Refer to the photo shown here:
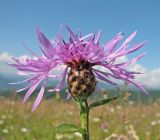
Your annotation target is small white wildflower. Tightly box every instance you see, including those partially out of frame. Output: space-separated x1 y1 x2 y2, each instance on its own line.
92 117 101 122
74 132 82 137
116 105 122 110
0 120 4 125
129 101 134 105
104 133 118 140
1 115 6 119
64 134 74 139
146 131 151 136
21 127 28 133
109 108 115 113
156 112 160 117
103 129 108 133
2 129 9 134
55 133 63 140
151 121 156 126
11 101 15 105
127 125 139 140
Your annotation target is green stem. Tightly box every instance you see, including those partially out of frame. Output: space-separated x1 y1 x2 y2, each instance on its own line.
78 99 89 140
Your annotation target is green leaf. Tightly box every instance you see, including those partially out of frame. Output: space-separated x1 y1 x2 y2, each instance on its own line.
78 128 86 134
89 96 118 110
56 124 78 133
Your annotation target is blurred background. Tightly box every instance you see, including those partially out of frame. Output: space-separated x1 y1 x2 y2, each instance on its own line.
0 0 160 139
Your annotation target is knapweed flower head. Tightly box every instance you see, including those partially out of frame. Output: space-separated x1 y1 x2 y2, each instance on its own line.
10 26 148 111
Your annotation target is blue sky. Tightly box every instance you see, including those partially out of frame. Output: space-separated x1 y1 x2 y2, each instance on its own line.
0 0 160 70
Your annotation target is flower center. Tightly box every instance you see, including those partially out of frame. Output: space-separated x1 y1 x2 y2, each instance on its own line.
67 60 96 101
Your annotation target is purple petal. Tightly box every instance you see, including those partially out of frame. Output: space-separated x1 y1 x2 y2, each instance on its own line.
136 83 149 95
65 26 78 41
65 90 71 100
48 67 68 92
126 41 146 54
93 70 117 85
119 31 137 50
23 75 44 103
93 68 115 78
116 53 146 67
9 80 29 85
23 43 41 58
36 27 56 58
95 81 100 93
104 32 124 52
32 81 46 111
123 78 149 95
9 75 39 85
107 41 146 59
79 33 94 41
16 85 30 93
94 31 101 44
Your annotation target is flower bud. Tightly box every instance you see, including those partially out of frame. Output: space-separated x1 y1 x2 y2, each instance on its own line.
67 60 96 101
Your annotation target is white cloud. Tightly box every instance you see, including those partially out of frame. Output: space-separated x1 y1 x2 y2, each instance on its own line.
0 52 31 63
18 55 31 60
0 52 31 75
136 68 160 89
115 55 128 63
0 52 13 63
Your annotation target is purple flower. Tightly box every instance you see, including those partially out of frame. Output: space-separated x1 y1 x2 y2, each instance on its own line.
10 26 148 111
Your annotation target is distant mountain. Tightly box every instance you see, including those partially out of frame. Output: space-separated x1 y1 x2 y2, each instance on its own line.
0 74 25 90
0 74 59 90
0 73 156 94
0 73 160 102
0 75 9 89
0 73 142 91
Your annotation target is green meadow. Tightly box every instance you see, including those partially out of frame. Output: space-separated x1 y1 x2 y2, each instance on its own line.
0 90 160 140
